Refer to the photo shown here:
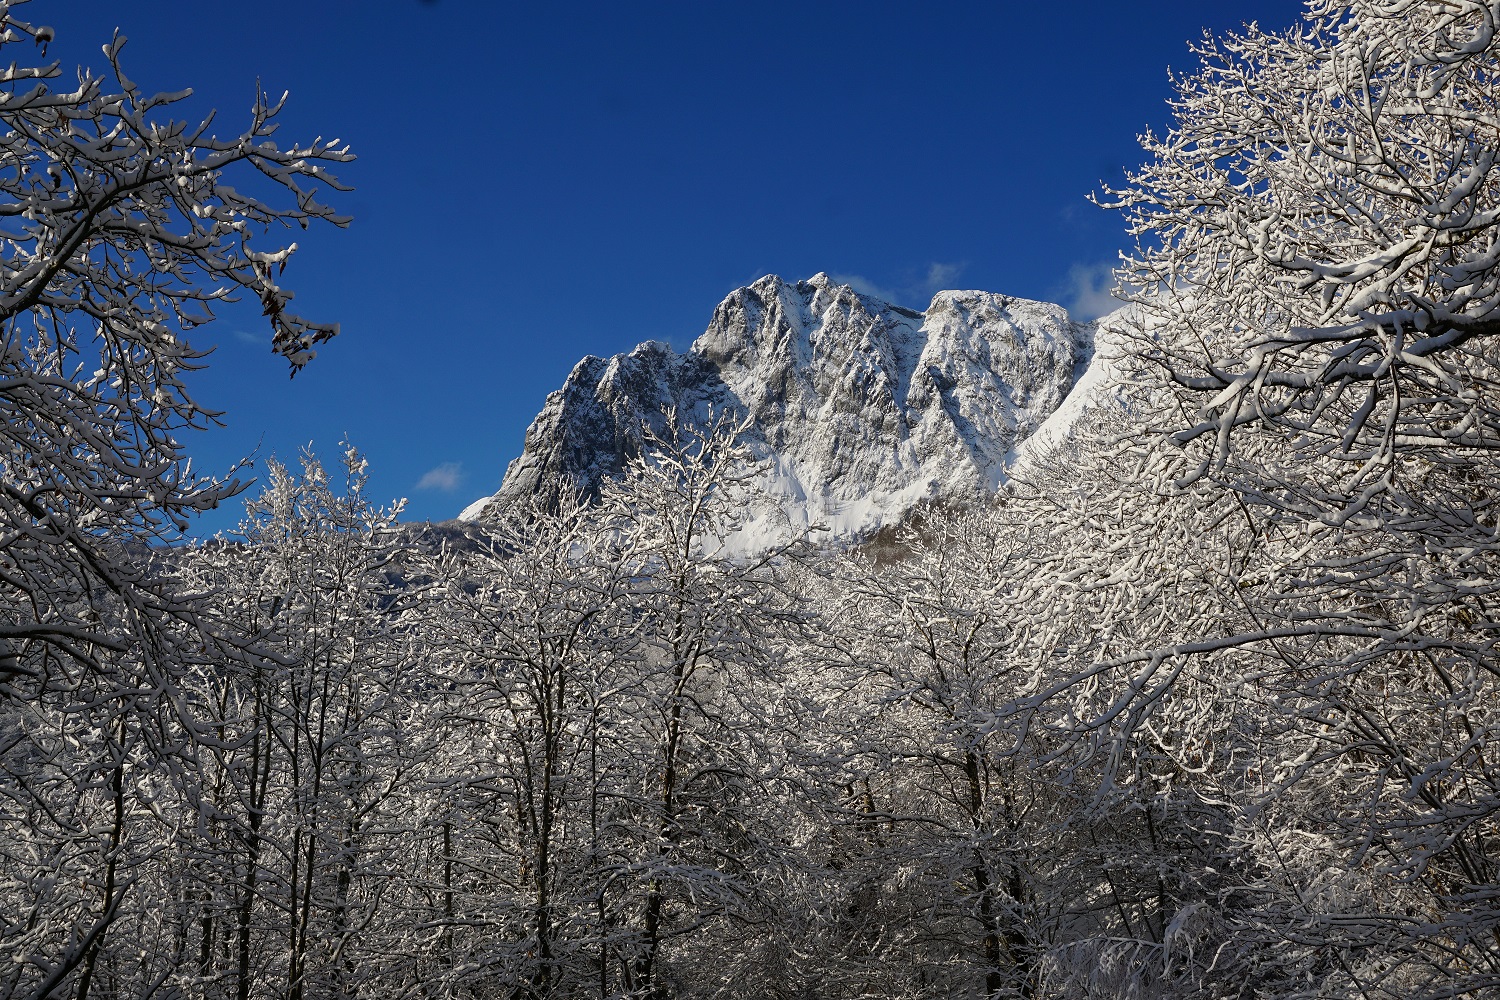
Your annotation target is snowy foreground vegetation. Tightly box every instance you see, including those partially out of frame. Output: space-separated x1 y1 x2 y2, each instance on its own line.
6 1 1500 998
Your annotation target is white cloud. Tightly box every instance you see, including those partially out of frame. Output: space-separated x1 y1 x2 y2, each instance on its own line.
830 272 904 305
830 262 967 309
921 262 964 295
416 462 464 492
1062 262 1124 321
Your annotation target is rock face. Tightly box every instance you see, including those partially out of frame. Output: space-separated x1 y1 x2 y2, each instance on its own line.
460 273 1094 545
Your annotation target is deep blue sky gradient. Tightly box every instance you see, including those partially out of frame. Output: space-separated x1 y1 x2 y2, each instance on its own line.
37 0 1308 533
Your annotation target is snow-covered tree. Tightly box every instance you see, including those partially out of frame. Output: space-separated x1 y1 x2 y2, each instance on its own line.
211 447 416 1000
593 411 811 998
817 509 1060 999
0 0 350 705
1095 4 1500 995
1104 0 1500 500
0 6 350 994
414 491 636 998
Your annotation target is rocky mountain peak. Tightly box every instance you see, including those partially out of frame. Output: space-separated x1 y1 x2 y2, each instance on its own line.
460 275 1095 547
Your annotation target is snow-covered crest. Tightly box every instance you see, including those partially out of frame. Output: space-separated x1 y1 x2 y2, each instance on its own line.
462 273 1100 546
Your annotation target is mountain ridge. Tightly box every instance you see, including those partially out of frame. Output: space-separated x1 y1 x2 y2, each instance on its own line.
460 272 1107 547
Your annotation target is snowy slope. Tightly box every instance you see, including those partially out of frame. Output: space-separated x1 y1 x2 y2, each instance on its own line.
1005 303 1136 479
460 273 1098 546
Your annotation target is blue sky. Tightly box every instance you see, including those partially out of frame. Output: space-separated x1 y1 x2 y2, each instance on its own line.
39 0 1307 533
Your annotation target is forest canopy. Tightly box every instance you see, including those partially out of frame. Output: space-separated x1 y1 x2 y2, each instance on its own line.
3 2 1500 1000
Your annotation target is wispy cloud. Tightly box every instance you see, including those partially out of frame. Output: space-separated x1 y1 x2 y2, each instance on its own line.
830 261 967 308
830 272 904 305
921 262 964 296
232 329 265 347
1062 262 1123 322
416 462 464 492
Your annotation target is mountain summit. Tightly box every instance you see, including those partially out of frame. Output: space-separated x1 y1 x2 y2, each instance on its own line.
460 273 1095 544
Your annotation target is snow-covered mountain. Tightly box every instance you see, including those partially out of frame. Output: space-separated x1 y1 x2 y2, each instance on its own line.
460 273 1103 545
